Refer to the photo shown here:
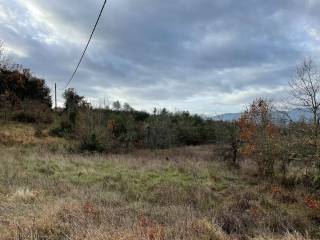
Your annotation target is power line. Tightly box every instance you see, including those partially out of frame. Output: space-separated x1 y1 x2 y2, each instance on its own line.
63 0 107 89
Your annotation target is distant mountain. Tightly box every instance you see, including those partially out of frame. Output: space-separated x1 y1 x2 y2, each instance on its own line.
286 108 313 122
212 108 313 122
212 112 242 121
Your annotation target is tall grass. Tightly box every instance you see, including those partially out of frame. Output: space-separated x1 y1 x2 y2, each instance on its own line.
0 145 318 239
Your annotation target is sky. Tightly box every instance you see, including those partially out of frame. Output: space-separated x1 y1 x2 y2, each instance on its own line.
0 0 320 115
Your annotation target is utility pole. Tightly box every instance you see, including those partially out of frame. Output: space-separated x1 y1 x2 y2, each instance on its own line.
55 83 57 111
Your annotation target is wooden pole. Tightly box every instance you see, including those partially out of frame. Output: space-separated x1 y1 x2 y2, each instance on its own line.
55 83 57 111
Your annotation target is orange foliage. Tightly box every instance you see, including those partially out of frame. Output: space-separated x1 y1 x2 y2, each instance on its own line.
107 119 117 131
238 98 279 157
304 197 320 210
83 201 98 216
138 215 165 240
271 186 283 194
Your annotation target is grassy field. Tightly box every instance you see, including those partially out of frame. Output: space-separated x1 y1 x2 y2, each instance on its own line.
0 123 319 239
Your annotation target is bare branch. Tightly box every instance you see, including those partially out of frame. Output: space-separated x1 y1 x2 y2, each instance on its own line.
289 58 320 139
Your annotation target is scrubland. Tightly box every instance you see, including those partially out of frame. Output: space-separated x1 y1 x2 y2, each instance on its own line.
0 123 319 240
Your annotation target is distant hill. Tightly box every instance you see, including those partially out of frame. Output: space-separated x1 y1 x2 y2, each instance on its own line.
212 112 242 121
213 108 313 122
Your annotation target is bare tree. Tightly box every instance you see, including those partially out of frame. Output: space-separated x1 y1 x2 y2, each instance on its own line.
289 59 320 174
290 58 320 139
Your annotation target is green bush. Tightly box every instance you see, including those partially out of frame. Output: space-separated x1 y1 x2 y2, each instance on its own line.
50 103 227 153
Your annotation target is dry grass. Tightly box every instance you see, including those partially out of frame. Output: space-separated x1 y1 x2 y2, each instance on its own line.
0 130 318 239
0 121 65 146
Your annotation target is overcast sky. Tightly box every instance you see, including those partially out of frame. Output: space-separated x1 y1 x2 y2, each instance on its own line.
0 0 319 115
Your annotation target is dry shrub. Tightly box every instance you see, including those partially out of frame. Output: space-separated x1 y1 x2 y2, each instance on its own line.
216 191 259 238
186 219 230 240
0 124 61 146
238 99 279 178
83 201 102 224
271 186 297 204
137 215 166 240
4 204 71 240
260 203 308 236
3 200 103 240
216 188 309 239
11 101 53 124
135 215 229 240
34 124 48 138
0 131 28 145
252 232 310 240
304 196 320 210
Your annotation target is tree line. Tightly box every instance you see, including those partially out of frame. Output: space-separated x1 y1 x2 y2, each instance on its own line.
52 88 223 151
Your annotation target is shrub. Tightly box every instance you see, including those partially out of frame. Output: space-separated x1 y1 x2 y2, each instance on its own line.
144 109 177 149
34 124 46 137
12 111 37 123
50 118 74 137
50 101 231 152
239 99 279 178
216 191 259 237
75 110 109 152
0 67 52 108
11 100 53 124
78 126 111 153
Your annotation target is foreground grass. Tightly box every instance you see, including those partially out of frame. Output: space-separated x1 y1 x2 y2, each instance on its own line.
0 143 319 239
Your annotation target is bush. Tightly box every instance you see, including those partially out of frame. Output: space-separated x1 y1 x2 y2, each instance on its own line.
11 101 53 124
239 99 279 178
34 124 47 137
0 67 52 107
12 111 37 123
50 103 229 152
216 190 308 239
50 120 72 137
74 109 137 153
79 132 105 152
216 191 258 237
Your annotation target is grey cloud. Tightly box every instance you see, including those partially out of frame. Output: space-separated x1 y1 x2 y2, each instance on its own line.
0 0 319 114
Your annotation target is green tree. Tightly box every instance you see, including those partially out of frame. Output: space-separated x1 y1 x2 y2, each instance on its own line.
63 88 86 112
112 101 121 111
63 88 89 130
123 102 133 112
